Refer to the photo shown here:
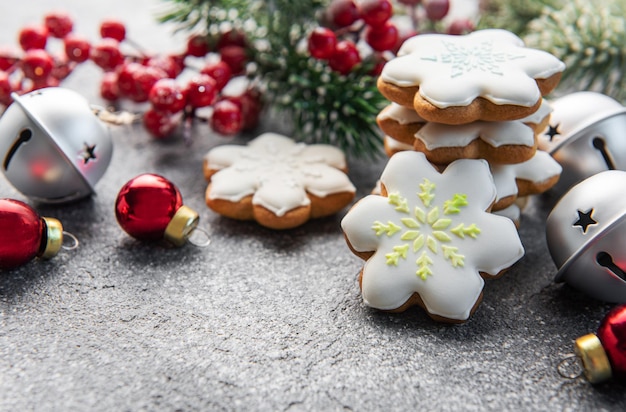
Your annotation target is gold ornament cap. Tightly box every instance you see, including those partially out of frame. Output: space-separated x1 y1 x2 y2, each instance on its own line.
574 333 613 384
40 217 63 259
164 205 199 247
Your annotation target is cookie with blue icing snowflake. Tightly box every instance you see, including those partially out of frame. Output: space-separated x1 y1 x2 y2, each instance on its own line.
341 151 525 322
378 29 565 125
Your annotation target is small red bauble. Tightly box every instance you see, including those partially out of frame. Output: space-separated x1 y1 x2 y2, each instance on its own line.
575 304 626 383
0 199 64 269
597 305 626 380
115 174 199 247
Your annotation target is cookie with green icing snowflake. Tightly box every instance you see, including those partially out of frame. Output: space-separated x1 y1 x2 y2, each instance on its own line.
341 151 525 322
378 29 565 125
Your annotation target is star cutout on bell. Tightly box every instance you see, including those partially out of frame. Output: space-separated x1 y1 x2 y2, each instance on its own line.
80 143 97 164
545 123 560 141
573 209 597 233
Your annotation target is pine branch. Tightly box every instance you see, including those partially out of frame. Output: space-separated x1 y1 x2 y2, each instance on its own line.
524 0 626 102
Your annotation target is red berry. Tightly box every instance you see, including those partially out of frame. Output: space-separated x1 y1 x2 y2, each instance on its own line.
0 71 14 105
210 100 243 136
327 0 360 28
360 0 393 27
308 27 337 60
18 25 48 51
28 76 59 92
186 74 218 108
21 49 54 81
200 60 232 91
219 45 247 75
149 78 186 113
116 62 143 97
100 19 126 42
185 34 210 57
100 71 119 101
424 0 450 21
51 58 74 80
328 40 361 75
0 47 20 71
216 29 247 50
397 0 421 5
44 12 73 38
64 34 91 63
369 56 386 76
365 21 399 52
447 18 474 35
147 55 183 78
91 38 124 71
222 89 262 131
129 66 166 103
143 108 178 139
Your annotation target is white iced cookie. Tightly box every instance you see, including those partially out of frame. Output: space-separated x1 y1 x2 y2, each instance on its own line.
413 118 537 165
341 151 525 322
490 150 562 210
204 133 356 229
378 29 565 125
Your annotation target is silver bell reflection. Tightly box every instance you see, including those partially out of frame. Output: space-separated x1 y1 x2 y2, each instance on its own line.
538 92 626 194
0 87 113 203
546 171 626 302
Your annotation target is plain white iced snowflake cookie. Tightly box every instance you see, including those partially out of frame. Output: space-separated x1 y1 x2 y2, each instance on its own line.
341 151 524 322
204 133 356 229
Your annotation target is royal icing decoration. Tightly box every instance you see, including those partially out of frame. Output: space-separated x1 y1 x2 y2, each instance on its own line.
415 119 535 150
341 151 524 321
205 133 355 216
378 103 426 125
491 150 562 204
381 29 565 108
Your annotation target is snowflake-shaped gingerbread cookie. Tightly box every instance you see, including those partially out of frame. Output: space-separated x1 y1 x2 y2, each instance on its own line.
378 29 565 125
341 151 524 322
204 133 356 229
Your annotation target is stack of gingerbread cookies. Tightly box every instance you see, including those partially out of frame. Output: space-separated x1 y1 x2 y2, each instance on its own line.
375 29 565 225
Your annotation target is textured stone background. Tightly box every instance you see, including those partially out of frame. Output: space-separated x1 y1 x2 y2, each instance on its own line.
1 1 624 411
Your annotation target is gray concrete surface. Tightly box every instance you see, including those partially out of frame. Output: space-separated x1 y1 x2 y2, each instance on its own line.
1 1 625 410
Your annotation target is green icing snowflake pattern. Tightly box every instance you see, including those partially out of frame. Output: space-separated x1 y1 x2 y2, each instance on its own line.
371 178 481 280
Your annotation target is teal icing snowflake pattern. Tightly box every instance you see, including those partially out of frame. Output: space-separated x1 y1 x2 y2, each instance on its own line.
421 40 526 79
371 178 481 280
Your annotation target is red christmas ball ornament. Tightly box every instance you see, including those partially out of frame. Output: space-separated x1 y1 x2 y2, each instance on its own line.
0 199 64 269
115 174 199 247
574 304 626 383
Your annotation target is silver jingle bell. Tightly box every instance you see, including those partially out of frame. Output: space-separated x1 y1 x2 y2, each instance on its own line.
546 170 626 302
538 92 626 194
0 87 113 203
